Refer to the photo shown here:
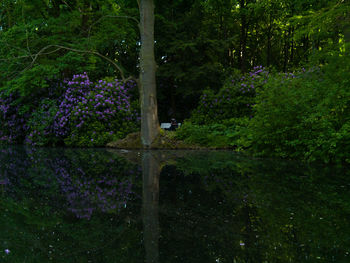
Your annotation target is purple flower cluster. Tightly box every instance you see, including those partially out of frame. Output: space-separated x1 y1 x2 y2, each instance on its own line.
54 73 93 137
53 73 139 145
238 66 269 94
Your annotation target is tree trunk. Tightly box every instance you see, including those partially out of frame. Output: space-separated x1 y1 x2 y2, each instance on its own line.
139 0 160 148
6 5 13 28
266 22 272 67
239 0 248 73
290 27 294 66
283 32 288 72
303 34 309 61
344 26 350 47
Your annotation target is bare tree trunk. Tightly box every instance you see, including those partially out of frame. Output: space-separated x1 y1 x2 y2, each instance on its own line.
303 34 309 61
266 28 272 67
290 27 294 66
139 0 160 148
266 15 272 67
283 38 288 72
344 25 350 47
6 5 13 28
239 0 248 73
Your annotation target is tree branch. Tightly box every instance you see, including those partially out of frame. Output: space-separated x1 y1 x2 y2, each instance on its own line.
7 44 136 82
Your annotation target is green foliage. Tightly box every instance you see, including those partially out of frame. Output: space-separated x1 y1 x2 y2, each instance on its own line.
181 51 350 163
1 0 349 160
0 0 139 94
65 119 137 148
176 121 229 147
176 117 250 148
190 67 269 125
2 65 60 99
248 53 350 163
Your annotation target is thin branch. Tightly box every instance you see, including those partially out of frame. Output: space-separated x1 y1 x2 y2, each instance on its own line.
37 48 62 56
61 0 73 11
10 44 133 82
125 75 139 83
55 45 128 80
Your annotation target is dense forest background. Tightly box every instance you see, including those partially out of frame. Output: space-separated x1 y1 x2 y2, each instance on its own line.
0 0 349 162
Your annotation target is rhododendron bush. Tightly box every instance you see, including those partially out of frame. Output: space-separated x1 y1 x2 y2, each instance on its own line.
0 73 140 147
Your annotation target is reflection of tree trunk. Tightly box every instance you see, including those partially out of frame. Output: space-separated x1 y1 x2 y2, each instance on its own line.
142 151 160 263
242 201 262 262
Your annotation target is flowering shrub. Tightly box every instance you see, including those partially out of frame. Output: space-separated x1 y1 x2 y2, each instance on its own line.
182 67 326 153
53 73 140 147
190 66 269 124
0 73 140 147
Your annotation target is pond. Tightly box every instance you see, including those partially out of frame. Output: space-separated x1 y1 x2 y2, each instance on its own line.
0 146 349 262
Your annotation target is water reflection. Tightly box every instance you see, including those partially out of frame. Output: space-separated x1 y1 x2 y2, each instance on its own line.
0 146 349 262
142 151 160 263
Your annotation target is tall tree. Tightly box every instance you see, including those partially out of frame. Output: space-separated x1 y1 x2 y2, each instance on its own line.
138 0 160 147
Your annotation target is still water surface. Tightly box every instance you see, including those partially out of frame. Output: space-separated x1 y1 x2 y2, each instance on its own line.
0 146 349 262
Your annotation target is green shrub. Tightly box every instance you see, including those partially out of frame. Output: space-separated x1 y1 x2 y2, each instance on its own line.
176 118 250 148
248 54 350 163
190 66 269 124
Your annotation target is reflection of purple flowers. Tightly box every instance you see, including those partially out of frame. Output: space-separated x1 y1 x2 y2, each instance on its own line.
0 147 140 220
51 155 139 220
55 168 136 219
0 178 9 185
